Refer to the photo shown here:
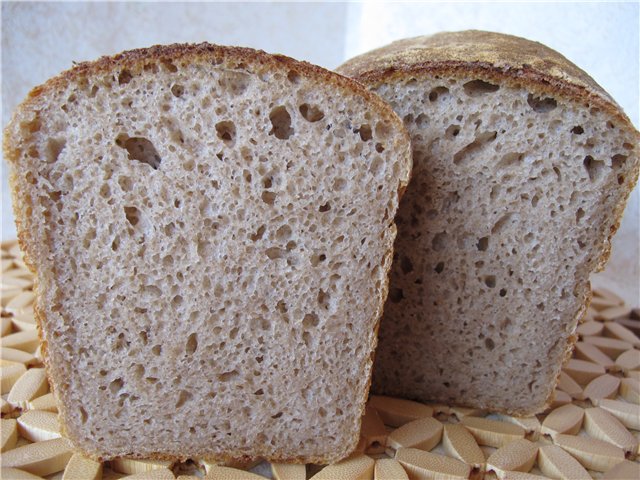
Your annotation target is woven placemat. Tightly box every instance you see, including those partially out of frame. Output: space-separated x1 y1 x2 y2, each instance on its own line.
1 239 639 479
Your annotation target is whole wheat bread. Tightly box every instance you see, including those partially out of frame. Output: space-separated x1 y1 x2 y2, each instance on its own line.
337 31 639 414
3 44 412 462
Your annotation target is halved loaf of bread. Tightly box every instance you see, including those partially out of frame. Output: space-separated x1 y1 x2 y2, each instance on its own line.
4 44 412 462
337 31 639 414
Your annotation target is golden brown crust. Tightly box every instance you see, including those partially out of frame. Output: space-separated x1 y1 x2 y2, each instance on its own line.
339 31 637 126
338 30 640 417
3 42 411 465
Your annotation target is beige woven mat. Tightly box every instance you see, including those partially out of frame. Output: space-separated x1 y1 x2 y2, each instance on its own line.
1 239 639 479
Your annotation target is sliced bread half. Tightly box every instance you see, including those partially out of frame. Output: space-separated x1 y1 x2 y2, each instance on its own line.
4 43 412 462
337 30 639 414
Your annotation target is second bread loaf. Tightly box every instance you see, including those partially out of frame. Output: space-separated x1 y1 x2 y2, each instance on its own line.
338 31 639 415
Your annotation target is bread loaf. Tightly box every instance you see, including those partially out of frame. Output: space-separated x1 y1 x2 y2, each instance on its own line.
337 31 639 414
4 43 412 462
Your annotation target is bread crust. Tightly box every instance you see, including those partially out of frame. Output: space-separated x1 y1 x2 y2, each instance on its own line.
4 43 412 464
338 30 639 416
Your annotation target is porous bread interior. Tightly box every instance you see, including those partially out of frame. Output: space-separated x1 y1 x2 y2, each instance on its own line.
371 76 638 413
6 54 408 461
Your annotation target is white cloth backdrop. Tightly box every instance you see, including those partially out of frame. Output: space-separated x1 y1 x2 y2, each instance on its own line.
1 1 638 303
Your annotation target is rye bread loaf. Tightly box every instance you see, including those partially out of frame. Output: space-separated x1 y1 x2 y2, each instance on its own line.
337 31 639 414
3 43 412 462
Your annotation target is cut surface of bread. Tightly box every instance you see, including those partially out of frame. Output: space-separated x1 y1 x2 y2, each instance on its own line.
337 31 639 415
4 43 411 462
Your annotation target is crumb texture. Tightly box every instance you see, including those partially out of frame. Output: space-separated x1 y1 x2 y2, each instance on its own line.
4 45 410 461
366 73 638 413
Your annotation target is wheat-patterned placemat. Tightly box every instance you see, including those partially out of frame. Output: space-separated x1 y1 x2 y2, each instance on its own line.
1 239 639 479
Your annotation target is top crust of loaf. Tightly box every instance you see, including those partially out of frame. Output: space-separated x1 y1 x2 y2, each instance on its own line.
11 41 409 160
4 43 412 464
338 30 639 415
338 30 636 132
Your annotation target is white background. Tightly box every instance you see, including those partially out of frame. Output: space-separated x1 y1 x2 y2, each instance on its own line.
1 1 638 303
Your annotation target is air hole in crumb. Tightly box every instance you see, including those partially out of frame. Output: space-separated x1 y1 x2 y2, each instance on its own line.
310 253 326 266
369 157 383 176
318 289 330 308
463 79 499 96
492 213 516 234
576 208 585 223
400 256 413 274
116 135 162 169
250 225 266 241
375 143 385 153
271 412 283 419
527 94 557 113
611 154 627 169
171 84 184 97
215 121 236 144
484 276 496 288
287 70 301 83
175 390 193 408
45 138 66 163
498 152 524 169
428 86 449 101
303 313 320 328
161 59 178 72
435 262 444 274
218 70 251 95
109 378 124 394
79 406 88 424
269 106 293 139
431 232 448 252
262 191 276 205
583 155 604 182
299 103 325 122
531 195 540 207
333 178 347 191
571 126 584 135
319 202 331 212
275 225 292 241
124 206 141 227
218 370 239 382
453 131 497 166
484 338 495 350
185 333 198 354
357 124 372 141
553 166 562 181
445 125 461 139
151 345 162 356
266 247 285 259
277 300 288 313
389 287 404 303
617 175 625 185
499 288 507 297
118 70 132 85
